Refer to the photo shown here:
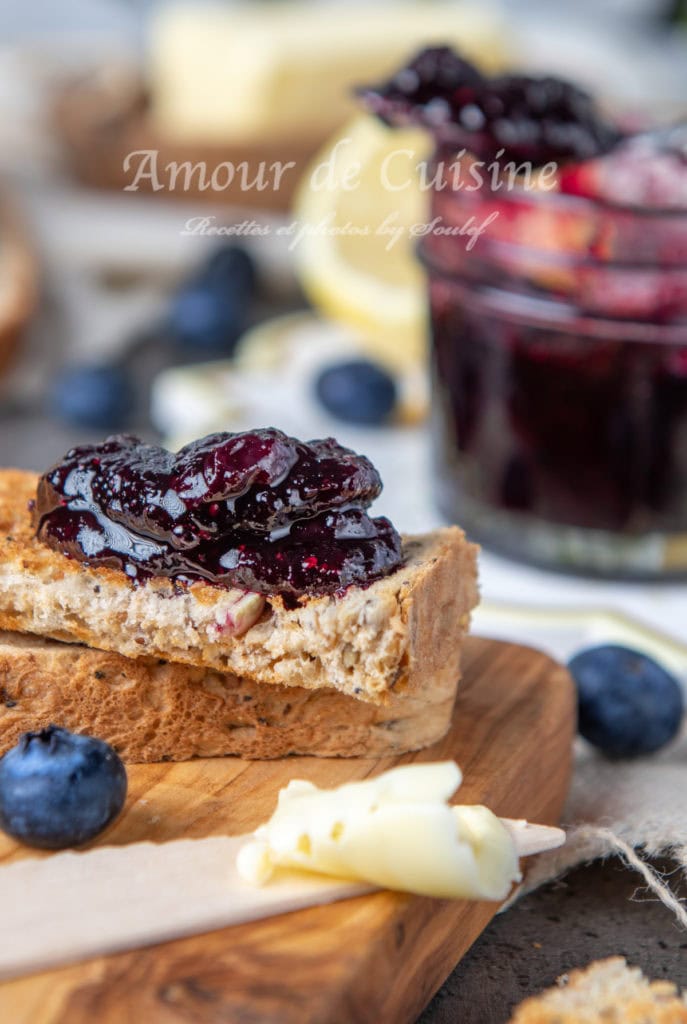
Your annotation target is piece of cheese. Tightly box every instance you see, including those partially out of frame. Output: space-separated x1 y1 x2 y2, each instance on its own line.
236 762 522 901
149 2 507 146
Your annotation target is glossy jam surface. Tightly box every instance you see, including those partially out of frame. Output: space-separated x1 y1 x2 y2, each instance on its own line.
35 431 403 602
360 46 620 165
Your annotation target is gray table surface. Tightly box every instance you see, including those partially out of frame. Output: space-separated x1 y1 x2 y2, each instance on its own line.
2 411 685 1023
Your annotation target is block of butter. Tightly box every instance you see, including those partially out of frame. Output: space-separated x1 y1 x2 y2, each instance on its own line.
237 762 523 901
148 1 506 146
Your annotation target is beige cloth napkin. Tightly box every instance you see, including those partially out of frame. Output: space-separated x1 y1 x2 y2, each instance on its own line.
516 725 687 926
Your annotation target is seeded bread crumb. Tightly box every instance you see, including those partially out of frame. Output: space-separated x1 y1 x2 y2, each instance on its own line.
0 470 479 704
0 630 459 761
509 958 687 1024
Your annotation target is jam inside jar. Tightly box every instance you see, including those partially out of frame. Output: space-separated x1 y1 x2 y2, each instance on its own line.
420 155 687 578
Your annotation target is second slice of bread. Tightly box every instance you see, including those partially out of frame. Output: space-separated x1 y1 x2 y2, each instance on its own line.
0 470 479 704
0 630 460 761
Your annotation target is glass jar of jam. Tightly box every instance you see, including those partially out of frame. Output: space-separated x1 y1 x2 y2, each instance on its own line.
361 46 687 576
420 145 687 578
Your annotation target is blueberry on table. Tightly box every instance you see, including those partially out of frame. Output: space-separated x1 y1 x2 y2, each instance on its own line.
315 359 398 426
50 363 134 429
168 244 256 355
0 726 127 849
168 282 245 354
568 645 684 759
200 244 257 297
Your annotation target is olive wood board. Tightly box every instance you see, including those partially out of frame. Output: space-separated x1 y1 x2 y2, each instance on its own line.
0 637 575 1024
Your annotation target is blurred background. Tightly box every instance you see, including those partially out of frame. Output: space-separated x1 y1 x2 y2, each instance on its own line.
0 0 686 673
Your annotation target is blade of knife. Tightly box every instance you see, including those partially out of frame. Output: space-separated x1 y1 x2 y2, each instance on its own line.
0 821 564 981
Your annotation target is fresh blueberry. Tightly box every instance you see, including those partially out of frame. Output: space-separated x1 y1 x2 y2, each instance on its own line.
168 283 245 354
568 644 684 759
168 245 256 355
0 725 127 849
200 244 257 297
315 359 398 426
50 364 134 429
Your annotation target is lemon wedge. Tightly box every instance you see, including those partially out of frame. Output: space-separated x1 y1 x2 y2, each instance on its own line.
292 114 432 368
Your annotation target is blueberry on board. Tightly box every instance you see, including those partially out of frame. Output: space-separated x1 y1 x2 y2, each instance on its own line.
50 364 134 429
168 282 245 354
315 359 398 426
568 644 684 759
0 726 127 849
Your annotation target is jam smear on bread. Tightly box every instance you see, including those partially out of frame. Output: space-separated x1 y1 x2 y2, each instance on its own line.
33 430 403 605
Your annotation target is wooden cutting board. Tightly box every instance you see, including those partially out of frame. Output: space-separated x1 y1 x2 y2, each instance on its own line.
0 637 575 1024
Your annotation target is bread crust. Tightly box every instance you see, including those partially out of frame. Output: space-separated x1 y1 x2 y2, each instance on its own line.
0 470 479 704
0 631 458 762
509 957 687 1024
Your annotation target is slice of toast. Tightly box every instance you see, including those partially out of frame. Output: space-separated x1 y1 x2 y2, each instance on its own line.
0 470 479 704
509 957 687 1023
0 630 459 762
